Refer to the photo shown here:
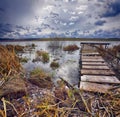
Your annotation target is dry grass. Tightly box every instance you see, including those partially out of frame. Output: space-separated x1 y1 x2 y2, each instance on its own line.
30 68 49 78
29 68 53 89
63 44 79 51
6 44 24 53
36 50 50 63
0 79 119 117
0 45 22 77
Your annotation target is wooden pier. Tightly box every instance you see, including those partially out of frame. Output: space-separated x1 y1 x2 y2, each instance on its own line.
79 42 120 93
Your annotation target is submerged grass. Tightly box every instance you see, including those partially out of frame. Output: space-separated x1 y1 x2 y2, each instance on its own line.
19 57 29 63
36 50 50 63
50 62 60 69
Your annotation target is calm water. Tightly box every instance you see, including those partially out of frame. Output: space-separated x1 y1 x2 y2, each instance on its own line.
1 40 120 86
1 41 80 86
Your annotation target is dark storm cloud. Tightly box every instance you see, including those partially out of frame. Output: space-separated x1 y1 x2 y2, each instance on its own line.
94 29 120 38
0 8 5 12
0 23 14 32
15 25 26 30
97 0 104 2
35 27 41 32
50 12 59 18
0 0 45 24
0 0 119 38
71 30 79 37
95 20 106 26
101 1 120 17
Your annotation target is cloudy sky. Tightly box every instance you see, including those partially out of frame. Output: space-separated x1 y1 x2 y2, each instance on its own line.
0 0 120 38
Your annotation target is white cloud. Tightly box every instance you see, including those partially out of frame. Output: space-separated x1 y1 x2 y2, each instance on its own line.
70 16 79 21
43 5 54 11
78 11 84 14
65 0 69 2
69 22 75 25
76 5 88 11
63 9 68 13
0 0 119 38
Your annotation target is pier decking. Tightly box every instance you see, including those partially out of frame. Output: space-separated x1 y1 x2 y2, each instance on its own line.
79 42 120 93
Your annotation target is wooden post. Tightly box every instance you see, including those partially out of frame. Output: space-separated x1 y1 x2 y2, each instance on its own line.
78 43 83 87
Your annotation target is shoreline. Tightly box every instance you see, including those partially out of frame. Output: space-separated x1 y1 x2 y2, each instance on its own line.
0 38 120 42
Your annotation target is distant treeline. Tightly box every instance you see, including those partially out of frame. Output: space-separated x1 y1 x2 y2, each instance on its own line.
0 38 120 42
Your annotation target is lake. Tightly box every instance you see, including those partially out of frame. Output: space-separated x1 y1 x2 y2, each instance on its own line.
1 41 81 86
1 40 120 87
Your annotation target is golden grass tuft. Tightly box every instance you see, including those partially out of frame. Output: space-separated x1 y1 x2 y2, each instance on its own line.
0 45 22 77
30 68 49 78
6 44 24 53
29 68 53 89
63 44 79 51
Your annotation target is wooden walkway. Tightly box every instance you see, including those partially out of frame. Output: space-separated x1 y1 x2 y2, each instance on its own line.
79 43 120 93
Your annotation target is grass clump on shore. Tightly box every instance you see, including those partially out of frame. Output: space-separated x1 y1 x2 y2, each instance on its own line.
0 45 21 76
0 45 26 101
50 61 60 69
30 68 48 78
36 50 50 63
63 44 79 51
29 68 53 88
6 44 24 53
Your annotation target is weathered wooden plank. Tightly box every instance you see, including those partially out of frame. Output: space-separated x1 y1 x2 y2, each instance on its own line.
80 81 112 93
82 52 100 56
82 65 109 69
82 58 104 62
81 69 115 75
81 42 110 45
80 43 119 93
82 50 98 53
82 60 105 63
82 61 107 65
81 75 120 84
82 56 103 59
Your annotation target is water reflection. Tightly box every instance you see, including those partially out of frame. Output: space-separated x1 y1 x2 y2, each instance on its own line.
1 41 80 86
47 41 64 58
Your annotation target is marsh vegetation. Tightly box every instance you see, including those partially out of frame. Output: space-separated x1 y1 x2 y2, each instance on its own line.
0 41 120 117
50 61 60 69
63 44 79 52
